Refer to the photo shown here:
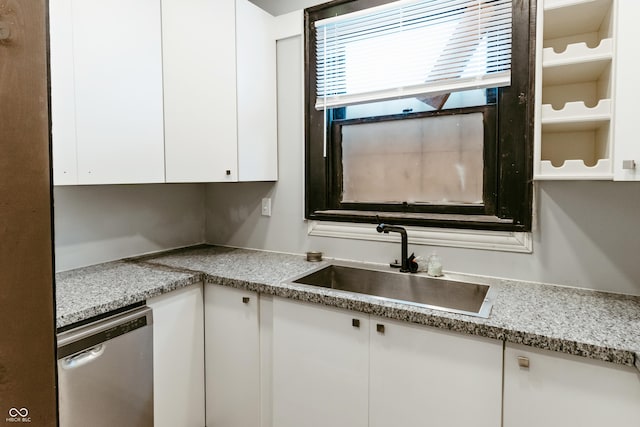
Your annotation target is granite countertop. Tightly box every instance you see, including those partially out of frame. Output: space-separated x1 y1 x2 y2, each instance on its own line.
56 260 201 328
56 245 640 371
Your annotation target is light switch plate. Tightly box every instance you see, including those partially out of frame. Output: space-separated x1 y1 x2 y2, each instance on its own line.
261 198 272 217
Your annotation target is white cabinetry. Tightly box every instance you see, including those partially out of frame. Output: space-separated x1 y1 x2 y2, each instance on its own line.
613 1 640 180
534 0 615 180
50 0 276 185
162 0 277 183
49 0 165 185
205 285 261 427
147 283 206 427
369 317 502 427
236 0 278 182
272 298 370 427
503 343 640 427
534 0 640 181
161 0 237 183
271 298 503 427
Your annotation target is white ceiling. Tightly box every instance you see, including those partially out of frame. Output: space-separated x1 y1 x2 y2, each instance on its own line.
249 0 327 16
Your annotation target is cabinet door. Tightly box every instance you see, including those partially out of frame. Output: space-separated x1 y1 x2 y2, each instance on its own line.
272 298 369 427
614 1 640 181
49 0 78 185
205 285 260 427
162 0 238 183
236 0 278 181
72 0 165 184
147 283 206 427
504 343 640 427
369 317 503 427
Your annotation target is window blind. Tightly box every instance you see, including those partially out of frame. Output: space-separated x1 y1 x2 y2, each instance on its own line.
315 0 512 109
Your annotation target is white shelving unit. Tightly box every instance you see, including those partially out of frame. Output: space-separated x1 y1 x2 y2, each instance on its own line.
613 1 640 181
534 0 615 180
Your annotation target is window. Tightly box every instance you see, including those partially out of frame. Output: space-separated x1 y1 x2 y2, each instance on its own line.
304 0 534 231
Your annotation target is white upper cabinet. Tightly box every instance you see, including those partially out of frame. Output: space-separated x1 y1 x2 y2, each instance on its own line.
162 0 277 183
161 0 238 183
51 0 277 185
534 0 640 181
534 0 615 180
50 0 165 185
236 0 278 182
613 0 640 180
49 0 78 186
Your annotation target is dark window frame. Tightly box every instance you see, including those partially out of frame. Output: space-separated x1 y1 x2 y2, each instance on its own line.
304 0 535 232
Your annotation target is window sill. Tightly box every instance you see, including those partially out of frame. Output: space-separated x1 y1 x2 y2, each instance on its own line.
307 220 533 253
309 209 528 231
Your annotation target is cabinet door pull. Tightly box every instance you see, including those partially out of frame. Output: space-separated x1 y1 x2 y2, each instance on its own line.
376 324 385 334
352 319 360 328
517 356 530 368
242 296 250 304
622 160 636 170
226 169 232 176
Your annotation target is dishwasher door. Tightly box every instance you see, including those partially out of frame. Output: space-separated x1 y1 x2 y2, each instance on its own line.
57 306 153 427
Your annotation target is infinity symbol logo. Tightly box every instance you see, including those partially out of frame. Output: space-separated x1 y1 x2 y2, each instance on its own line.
8 407 28 417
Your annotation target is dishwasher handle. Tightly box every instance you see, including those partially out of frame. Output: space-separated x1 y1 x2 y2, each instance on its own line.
60 344 105 370
57 305 152 359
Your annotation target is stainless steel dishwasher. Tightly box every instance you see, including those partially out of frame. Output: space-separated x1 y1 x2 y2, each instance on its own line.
57 305 154 427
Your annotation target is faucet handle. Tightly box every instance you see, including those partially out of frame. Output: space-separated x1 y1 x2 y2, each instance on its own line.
407 253 419 273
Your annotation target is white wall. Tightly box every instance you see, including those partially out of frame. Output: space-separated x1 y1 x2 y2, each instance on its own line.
205 35 640 296
54 184 205 271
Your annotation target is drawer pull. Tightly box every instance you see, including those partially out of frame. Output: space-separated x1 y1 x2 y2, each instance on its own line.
517 356 530 368
352 319 360 328
376 324 385 334
242 297 250 304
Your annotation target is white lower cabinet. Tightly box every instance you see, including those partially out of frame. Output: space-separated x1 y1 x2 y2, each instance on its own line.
270 298 502 427
147 283 205 427
369 317 503 427
149 288 640 427
272 298 370 427
503 343 640 427
205 285 260 427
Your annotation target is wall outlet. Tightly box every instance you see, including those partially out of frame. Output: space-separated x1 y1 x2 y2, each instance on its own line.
261 198 272 217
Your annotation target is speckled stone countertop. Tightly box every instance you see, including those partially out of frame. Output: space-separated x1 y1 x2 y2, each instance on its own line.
56 245 640 371
56 260 201 328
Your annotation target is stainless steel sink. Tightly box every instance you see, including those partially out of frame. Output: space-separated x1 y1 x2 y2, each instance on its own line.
288 263 495 318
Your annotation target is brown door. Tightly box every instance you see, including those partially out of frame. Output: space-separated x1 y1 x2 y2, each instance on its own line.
0 0 58 425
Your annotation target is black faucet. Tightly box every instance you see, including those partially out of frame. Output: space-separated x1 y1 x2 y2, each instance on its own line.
376 222 410 273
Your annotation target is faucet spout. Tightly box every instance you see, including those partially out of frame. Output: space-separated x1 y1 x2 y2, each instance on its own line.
376 223 410 273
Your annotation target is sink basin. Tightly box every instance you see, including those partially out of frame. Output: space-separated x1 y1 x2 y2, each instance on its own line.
288 263 495 318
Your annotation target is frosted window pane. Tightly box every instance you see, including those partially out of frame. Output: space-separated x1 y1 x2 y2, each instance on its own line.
341 113 484 204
